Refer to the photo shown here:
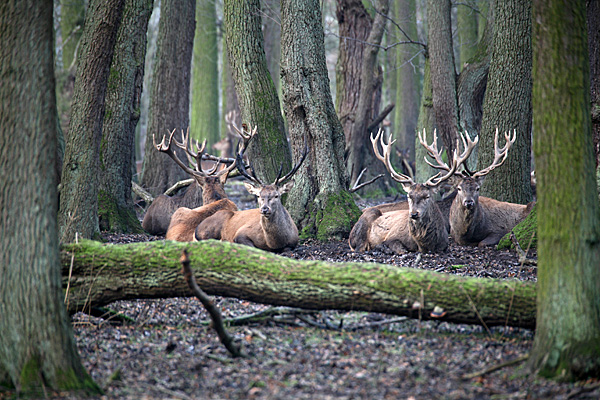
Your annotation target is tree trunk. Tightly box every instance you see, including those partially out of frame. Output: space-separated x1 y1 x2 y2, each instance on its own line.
0 1 99 394
98 0 152 234
529 0 600 380
224 0 291 183
456 1 479 72
394 0 421 165
588 0 600 170
415 56 439 183
59 0 85 71
140 0 196 195
58 0 125 243
426 0 459 157
191 0 219 146
61 240 537 329
262 0 282 95
336 0 391 195
219 44 241 159
479 0 533 204
280 0 362 240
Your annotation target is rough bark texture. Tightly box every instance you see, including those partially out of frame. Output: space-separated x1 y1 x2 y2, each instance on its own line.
336 0 390 195
479 0 533 204
140 0 196 195
280 0 361 240
529 0 600 380
58 0 125 243
415 57 439 183
98 0 151 234
60 240 537 329
224 0 291 183
589 0 600 169
394 0 421 165
426 0 459 157
0 1 99 394
262 0 281 95
191 0 219 146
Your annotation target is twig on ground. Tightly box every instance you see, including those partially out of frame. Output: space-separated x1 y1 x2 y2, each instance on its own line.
510 232 537 266
180 249 245 358
462 354 529 380
566 382 600 399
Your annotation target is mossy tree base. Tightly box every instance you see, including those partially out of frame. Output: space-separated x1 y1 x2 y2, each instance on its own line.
300 191 362 241
61 239 537 329
98 190 144 234
498 203 537 250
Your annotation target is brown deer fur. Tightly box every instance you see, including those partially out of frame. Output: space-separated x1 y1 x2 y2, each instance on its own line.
196 182 298 252
449 176 535 247
142 181 203 235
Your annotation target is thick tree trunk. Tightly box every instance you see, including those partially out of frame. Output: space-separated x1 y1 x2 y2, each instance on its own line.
98 0 151 234
61 240 537 329
336 0 391 195
414 56 439 183
479 0 533 204
280 0 361 240
224 0 291 183
140 0 196 195
0 1 99 394
529 0 600 381
426 0 459 157
191 0 219 146
58 0 125 243
588 0 600 169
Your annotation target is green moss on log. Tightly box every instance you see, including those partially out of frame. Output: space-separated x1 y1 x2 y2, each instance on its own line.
498 204 537 250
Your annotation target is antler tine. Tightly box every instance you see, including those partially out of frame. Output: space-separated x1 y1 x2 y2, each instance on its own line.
418 129 452 172
472 128 516 179
372 129 415 186
152 128 199 177
452 130 479 177
234 126 262 186
153 128 177 152
275 140 309 186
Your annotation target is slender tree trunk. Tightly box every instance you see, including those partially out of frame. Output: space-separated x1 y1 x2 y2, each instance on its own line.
59 0 85 71
479 0 533 204
224 0 291 183
219 43 241 159
141 0 196 195
98 0 152 233
529 0 600 380
262 0 281 95
394 0 421 165
60 240 537 329
336 0 390 194
426 0 459 157
0 1 99 394
588 0 600 169
415 56 438 183
191 0 219 146
281 0 361 240
58 0 125 243
457 1 479 71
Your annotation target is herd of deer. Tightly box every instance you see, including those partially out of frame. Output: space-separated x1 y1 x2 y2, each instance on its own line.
141 119 535 255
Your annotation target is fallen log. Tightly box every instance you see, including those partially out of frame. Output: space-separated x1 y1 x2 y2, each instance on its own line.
60 239 537 329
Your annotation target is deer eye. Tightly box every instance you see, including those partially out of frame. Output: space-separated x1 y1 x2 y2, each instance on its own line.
476 186 480 191
457 187 462 191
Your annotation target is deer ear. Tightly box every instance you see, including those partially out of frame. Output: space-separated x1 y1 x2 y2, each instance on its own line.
475 175 486 185
280 180 295 194
244 182 261 196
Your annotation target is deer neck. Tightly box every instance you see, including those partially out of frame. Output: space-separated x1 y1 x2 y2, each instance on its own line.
408 203 447 252
260 206 298 250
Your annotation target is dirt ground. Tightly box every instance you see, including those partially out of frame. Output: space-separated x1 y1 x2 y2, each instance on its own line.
53 184 600 399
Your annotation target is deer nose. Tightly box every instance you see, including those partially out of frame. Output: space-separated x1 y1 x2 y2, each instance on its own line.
464 199 475 209
410 211 420 219
260 205 271 215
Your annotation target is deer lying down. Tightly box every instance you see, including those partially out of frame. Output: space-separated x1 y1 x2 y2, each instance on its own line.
349 129 473 254
195 135 309 252
448 129 535 247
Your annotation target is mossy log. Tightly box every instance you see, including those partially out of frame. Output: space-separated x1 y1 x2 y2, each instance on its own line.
61 240 537 329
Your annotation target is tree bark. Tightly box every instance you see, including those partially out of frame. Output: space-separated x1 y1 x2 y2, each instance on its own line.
191 0 219 146
280 0 362 240
479 0 533 204
0 1 99 394
426 0 459 157
61 240 537 329
588 0 600 169
58 0 125 243
262 0 282 95
140 0 196 195
529 0 600 380
98 0 152 234
224 0 291 183
414 56 439 183
457 1 479 71
336 0 391 195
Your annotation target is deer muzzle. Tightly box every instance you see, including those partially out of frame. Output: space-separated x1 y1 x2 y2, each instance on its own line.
463 199 475 209
410 211 420 220
260 205 272 217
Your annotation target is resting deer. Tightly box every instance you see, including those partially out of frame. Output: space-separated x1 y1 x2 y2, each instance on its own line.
141 128 237 236
195 135 308 252
447 129 535 247
349 129 474 254
152 126 255 242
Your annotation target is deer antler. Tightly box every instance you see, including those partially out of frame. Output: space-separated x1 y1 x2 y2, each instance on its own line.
471 128 516 179
371 128 416 187
418 129 478 183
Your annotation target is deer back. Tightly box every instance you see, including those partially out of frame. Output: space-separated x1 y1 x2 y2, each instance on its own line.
166 198 238 242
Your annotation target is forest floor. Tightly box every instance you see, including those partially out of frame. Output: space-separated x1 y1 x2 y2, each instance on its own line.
52 182 599 399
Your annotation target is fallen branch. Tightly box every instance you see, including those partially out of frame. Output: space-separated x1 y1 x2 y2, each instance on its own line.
510 232 537 266
462 354 529 380
180 249 245 358
131 181 154 204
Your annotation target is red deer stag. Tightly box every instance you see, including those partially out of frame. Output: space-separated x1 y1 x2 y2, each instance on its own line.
141 128 239 237
195 137 308 252
349 129 475 254
159 126 255 242
448 129 535 247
